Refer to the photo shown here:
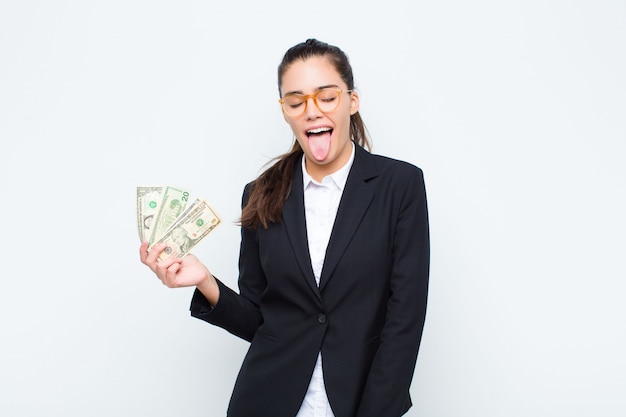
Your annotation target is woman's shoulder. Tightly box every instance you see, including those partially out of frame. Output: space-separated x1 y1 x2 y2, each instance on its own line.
360 146 425 179
360 151 427 203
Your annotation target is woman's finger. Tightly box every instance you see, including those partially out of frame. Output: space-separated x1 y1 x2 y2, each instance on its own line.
144 242 168 269
163 261 182 287
139 241 150 263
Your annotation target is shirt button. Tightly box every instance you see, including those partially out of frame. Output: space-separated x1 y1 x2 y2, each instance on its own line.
318 313 327 324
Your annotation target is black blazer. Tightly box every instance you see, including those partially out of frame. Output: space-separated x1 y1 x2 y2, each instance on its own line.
191 144 430 417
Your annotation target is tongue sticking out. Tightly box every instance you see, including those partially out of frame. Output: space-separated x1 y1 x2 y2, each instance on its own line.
308 131 332 161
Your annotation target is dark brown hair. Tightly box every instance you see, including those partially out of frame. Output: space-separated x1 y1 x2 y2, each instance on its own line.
240 39 371 229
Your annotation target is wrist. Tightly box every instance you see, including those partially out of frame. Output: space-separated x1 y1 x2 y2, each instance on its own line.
197 273 220 307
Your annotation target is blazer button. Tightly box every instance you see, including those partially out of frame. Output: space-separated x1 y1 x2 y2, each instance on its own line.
318 313 327 324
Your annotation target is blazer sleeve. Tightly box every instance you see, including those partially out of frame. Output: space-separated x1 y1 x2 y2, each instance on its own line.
357 167 430 416
189 184 265 342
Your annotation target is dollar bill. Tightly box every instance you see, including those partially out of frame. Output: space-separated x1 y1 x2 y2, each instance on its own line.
148 185 192 245
150 199 222 261
136 186 164 241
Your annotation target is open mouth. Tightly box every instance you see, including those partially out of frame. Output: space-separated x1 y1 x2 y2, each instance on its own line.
306 127 333 137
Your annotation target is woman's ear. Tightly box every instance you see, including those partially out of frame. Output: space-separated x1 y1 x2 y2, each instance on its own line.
349 90 360 115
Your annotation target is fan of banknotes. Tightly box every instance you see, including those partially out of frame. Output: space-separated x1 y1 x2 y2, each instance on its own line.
136 185 222 261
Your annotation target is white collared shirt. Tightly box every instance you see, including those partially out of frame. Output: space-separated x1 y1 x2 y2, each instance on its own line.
295 143 355 417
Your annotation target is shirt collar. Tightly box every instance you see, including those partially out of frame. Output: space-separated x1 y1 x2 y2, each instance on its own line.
302 142 355 191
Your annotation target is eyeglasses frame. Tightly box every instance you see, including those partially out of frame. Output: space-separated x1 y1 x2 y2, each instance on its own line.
278 88 353 117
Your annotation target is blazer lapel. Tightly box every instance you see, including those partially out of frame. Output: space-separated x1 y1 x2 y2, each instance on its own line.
282 160 322 302
319 145 377 292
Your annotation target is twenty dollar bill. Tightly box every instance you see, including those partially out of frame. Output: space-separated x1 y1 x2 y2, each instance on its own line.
147 185 191 245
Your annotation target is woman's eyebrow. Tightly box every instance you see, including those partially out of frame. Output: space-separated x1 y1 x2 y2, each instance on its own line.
283 84 340 96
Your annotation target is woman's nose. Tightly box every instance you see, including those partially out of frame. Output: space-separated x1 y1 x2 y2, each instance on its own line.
304 97 323 119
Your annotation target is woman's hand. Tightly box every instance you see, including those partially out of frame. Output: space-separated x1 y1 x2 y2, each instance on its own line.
139 241 220 304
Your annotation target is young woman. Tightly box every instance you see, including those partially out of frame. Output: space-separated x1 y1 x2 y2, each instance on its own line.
140 38 430 417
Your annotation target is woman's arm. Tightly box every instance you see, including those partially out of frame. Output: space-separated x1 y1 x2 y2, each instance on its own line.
189 225 266 342
189 184 266 342
357 167 430 416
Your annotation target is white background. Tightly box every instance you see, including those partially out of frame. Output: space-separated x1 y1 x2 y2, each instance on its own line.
1 1 625 416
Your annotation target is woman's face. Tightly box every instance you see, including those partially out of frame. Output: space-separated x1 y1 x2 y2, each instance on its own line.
280 56 359 181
